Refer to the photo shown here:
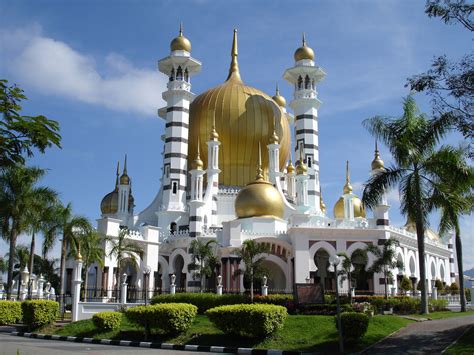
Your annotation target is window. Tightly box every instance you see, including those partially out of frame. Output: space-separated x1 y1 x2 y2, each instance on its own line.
307 156 312 168
170 222 177 235
297 76 303 89
304 75 310 89
176 66 183 80
164 164 170 178
169 68 175 82
172 181 178 194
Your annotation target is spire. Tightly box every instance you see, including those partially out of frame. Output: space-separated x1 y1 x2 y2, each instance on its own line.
210 113 219 140
120 154 130 185
276 83 280 96
371 140 385 170
226 29 242 82
343 160 353 194
296 145 307 175
256 142 264 181
192 136 204 170
123 154 128 175
179 22 183 37
269 115 279 144
115 161 120 190
302 32 307 46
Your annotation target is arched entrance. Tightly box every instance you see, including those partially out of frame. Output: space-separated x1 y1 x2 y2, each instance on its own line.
351 249 373 292
314 249 334 292
173 254 186 291
261 260 286 292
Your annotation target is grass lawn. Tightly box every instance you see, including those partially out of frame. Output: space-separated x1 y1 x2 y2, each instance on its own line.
39 314 412 352
408 310 474 320
444 325 474 355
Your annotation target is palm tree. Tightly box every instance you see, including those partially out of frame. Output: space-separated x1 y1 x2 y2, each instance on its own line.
428 145 474 312
70 229 105 301
6 244 30 296
366 238 404 299
107 227 142 294
234 239 271 302
337 249 368 302
188 239 220 292
0 165 52 298
362 95 461 313
42 202 92 297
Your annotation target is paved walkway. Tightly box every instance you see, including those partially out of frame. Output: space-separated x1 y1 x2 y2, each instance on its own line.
361 315 474 354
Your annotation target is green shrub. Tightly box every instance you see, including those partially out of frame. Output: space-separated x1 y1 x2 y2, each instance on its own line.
465 288 471 302
92 311 122 331
253 294 293 306
429 299 448 312
434 279 445 293
298 303 353 315
448 282 459 295
335 312 369 344
206 304 287 338
22 300 59 330
400 276 413 292
150 293 247 314
0 301 22 325
126 303 197 338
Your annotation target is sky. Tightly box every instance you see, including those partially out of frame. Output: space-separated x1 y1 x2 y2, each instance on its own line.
0 0 472 270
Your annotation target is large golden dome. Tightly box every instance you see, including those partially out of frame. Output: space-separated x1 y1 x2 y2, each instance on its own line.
188 30 291 187
101 162 119 215
235 148 284 219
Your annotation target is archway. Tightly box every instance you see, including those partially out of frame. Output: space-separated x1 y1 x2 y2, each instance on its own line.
314 249 333 292
351 249 373 292
261 260 287 292
173 254 186 291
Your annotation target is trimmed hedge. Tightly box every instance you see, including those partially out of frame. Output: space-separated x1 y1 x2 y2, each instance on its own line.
429 299 448 312
206 304 288 338
298 303 353 315
0 301 22 325
92 311 122 331
151 293 247 314
335 312 369 344
22 300 59 330
126 303 197 338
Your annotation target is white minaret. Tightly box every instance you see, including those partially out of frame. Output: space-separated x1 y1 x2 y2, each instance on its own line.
117 154 132 223
267 122 280 185
284 34 326 213
286 160 296 201
295 150 310 213
158 25 201 214
204 120 221 226
371 142 390 227
189 139 206 237
342 161 355 221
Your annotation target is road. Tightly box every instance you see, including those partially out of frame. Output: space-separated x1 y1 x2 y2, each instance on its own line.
0 333 216 355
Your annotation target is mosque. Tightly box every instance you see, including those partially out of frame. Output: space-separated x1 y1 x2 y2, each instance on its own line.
76 28 455 296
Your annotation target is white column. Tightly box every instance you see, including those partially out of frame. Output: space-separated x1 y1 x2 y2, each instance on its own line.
120 273 127 304
37 274 45 299
72 258 83 322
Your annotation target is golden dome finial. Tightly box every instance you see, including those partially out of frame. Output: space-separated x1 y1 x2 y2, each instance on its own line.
193 136 204 170
170 23 191 52
256 141 264 181
120 154 130 185
294 32 315 61
320 188 327 213
302 32 306 46
287 159 295 174
343 160 353 194
296 146 307 175
371 140 385 170
123 154 128 174
115 161 120 190
272 83 287 107
210 114 219 140
269 116 279 144
226 29 242 83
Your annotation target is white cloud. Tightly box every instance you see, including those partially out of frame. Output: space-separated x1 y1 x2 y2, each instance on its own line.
0 26 167 117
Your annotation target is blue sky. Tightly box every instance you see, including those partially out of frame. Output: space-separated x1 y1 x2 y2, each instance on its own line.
0 0 472 269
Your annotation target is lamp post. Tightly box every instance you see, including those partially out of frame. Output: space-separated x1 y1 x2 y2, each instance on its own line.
329 254 343 353
144 266 152 305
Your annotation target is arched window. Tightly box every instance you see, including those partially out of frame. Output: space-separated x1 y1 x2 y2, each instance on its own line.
304 75 310 89
172 181 178 194
184 68 189 82
176 66 183 81
169 68 175 82
170 222 177 235
307 156 312 168
297 76 303 89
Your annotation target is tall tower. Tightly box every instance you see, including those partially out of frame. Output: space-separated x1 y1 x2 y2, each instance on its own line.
284 34 326 213
117 154 132 222
370 142 390 226
157 25 201 220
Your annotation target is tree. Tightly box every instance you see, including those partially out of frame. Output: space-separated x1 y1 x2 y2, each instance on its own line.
107 227 143 294
428 145 474 311
234 239 271 302
400 276 413 293
188 239 220 292
407 1 473 157
362 95 465 313
0 79 61 168
366 238 404 299
0 165 55 299
337 249 368 302
70 229 105 301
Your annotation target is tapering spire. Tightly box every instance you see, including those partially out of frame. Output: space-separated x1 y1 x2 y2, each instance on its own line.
123 154 128 174
179 22 183 36
343 160 353 194
120 154 130 185
210 113 219 140
371 140 385 170
302 32 306 46
193 136 204 170
115 161 120 190
276 83 280 95
256 142 264 181
226 29 242 82
269 115 279 144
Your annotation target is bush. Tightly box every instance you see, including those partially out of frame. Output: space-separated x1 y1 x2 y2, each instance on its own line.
254 294 296 314
465 288 471 302
0 301 22 325
22 300 59 330
335 312 369 344
429 299 448 312
351 302 375 317
150 293 247 314
400 276 413 292
434 279 445 293
298 303 353 315
92 311 122 331
126 303 197 338
206 304 287 338
448 282 459 295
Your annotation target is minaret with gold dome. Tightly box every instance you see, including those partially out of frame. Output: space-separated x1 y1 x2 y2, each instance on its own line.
157 25 201 218
283 33 326 214
333 161 366 221
370 142 390 226
117 154 133 221
295 148 310 212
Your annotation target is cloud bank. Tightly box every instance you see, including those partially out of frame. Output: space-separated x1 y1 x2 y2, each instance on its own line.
0 26 166 116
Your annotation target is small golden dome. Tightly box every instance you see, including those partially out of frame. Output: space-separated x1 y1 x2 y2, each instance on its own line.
296 160 307 175
294 33 315 62
371 141 385 170
343 160 352 194
101 162 120 214
192 139 204 170
269 130 279 144
119 154 130 185
209 126 219 141
333 195 366 219
235 145 284 219
272 84 286 107
404 220 440 242
170 24 191 52
320 196 327 214
287 160 295 174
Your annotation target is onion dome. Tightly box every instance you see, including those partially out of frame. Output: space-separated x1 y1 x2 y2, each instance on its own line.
294 33 315 62
269 125 279 144
287 160 295 174
188 29 291 186
100 162 120 215
272 84 286 108
170 23 191 52
320 191 327 214
404 220 441 242
192 138 204 170
296 149 307 175
119 154 130 185
235 143 284 219
371 141 385 170
333 161 366 219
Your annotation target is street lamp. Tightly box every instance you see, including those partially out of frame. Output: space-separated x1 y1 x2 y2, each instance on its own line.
144 266 152 305
329 254 343 353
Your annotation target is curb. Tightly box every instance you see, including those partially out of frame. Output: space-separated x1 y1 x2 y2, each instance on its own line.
10 331 305 354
